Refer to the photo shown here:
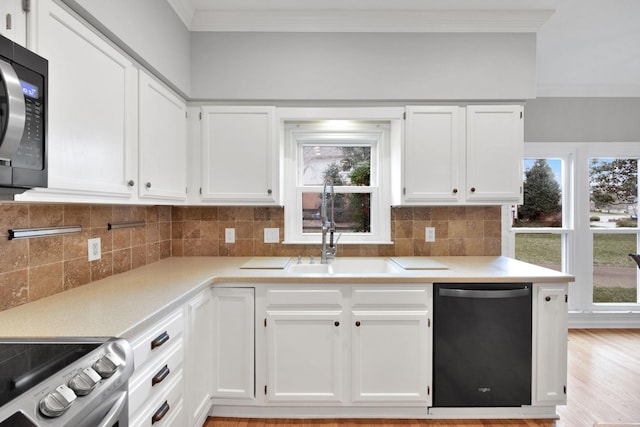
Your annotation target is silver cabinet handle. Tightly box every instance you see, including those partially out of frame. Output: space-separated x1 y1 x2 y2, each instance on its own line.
0 59 26 161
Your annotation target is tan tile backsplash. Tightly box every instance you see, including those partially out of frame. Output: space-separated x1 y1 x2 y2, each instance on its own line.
0 203 500 312
170 205 502 258
0 203 171 311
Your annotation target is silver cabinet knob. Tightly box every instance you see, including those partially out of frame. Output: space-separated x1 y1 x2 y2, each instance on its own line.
39 384 77 417
145 182 152 189
127 180 135 187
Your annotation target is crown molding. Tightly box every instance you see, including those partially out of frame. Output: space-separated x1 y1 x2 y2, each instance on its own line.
166 0 194 28
187 9 554 33
537 83 640 98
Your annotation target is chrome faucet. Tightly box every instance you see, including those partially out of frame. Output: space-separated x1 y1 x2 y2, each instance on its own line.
321 178 338 264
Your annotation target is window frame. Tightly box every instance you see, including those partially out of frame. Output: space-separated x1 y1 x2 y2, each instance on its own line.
507 142 640 315
280 108 402 245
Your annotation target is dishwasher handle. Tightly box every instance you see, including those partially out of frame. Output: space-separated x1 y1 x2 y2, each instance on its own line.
438 287 530 299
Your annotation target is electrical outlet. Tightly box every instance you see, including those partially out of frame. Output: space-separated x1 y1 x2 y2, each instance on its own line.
264 228 279 243
88 237 101 261
225 228 235 244
425 227 436 242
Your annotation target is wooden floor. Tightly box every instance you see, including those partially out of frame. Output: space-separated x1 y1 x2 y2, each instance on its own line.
204 329 640 427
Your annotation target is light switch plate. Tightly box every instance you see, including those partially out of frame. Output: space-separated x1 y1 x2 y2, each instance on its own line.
225 228 235 243
264 228 279 243
425 227 436 242
88 237 101 261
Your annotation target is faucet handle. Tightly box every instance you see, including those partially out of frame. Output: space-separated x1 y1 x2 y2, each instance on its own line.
297 255 302 264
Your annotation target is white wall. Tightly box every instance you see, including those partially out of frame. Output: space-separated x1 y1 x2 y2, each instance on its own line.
61 0 191 97
191 32 536 101
524 98 640 142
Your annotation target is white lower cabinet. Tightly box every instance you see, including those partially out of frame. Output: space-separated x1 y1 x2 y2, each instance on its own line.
212 288 255 400
128 309 185 426
263 285 431 406
533 283 568 405
352 312 430 404
184 289 214 427
266 311 345 402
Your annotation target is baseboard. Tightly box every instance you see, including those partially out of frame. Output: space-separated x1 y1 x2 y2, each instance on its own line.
569 311 640 328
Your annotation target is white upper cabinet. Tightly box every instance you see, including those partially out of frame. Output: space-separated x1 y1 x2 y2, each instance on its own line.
465 105 524 202
19 0 138 202
138 70 187 202
403 106 463 203
401 105 523 205
0 0 27 46
200 106 279 205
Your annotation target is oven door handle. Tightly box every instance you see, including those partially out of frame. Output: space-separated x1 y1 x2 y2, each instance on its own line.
96 390 127 427
0 58 26 162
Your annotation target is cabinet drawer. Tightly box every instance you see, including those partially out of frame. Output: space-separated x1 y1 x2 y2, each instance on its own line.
351 287 429 308
129 338 184 415
131 309 184 371
267 289 342 308
130 369 184 427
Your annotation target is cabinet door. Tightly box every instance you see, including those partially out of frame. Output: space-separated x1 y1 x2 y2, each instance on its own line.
185 290 214 427
212 288 255 400
404 106 462 203
138 71 187 202
465 105 524 202
266 312 343 402
28 1 137 200
351 312 430 404
200 106 278 205
0 0 27 46
533 284 568 405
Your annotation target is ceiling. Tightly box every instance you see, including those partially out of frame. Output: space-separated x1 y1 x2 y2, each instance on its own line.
167 0 640 97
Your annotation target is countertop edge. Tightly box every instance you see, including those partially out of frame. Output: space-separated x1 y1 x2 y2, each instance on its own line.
0 256 574 339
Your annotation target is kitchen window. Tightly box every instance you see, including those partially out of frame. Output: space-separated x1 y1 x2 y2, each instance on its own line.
282 120 392 245
508 142 640 320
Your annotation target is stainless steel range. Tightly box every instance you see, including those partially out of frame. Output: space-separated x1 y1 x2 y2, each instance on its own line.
0 337 133 427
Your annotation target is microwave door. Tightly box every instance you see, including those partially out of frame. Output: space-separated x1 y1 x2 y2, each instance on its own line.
0 58 26 162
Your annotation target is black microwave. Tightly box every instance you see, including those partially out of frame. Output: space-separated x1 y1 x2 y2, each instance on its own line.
0 34 47 198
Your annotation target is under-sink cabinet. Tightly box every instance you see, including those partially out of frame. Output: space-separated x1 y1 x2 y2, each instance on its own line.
212 283 432 410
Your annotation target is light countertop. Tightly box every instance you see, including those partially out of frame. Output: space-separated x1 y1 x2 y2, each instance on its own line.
0 256 573 339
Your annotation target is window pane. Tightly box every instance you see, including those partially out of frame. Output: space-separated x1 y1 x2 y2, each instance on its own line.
515 233 562 272
513 159 562 227
302 192 371 233
589 158 638 229
302 145 371 186
593 234 638 303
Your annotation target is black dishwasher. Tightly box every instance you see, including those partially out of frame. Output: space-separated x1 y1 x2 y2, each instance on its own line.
433 283 532 407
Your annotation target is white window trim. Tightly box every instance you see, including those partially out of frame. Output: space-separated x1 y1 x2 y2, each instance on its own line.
507 142 640 320
278 108 403 245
